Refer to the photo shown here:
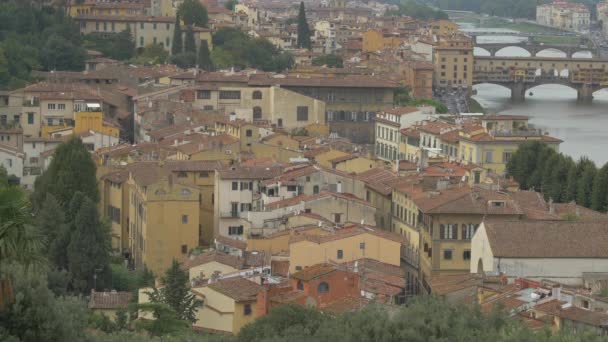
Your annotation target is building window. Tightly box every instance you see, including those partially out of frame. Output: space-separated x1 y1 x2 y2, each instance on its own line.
485 151 493 163
502 151 512 163
199 171 209 178
462 224 478 240
317 282 329 293
244 304 252 315
181 215 188 224
313 185 319 194
232 181 238 190
246 129 252 137
334 213 341 223
140 22 144 29
440 224 457 240
337 250 343 259
463 250 471 260
295 266 302 271
48 103 56 110
240 182 250 190
197 90 211 99
219 90 241 100
57 104 66 110
443 250 453 260
181 244 188 254
297 280 304 290
27 113 34 124
177 171 187 178
296 106 309 121
253 106 262 120
228 226 244 235
252 90 262 99
140 36 144 46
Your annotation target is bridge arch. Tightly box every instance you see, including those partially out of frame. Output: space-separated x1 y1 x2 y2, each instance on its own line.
473 47 491 56
535 48 568 58
572 50 595 59
494 46 532 57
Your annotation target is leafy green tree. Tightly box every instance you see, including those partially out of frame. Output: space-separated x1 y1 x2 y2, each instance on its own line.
394 87 412 106
178 0 209 28
297 2 311 49
32 137 99 210
0 185 43 269
0 165 8 187
170 52 197 68
40 34 86 71
0 265 90 342
84 29 135 61
147 260 201 323
197 40 213 71
238 304 325 341
36 194 68 265
135 302 191 336
591 162 608 212
137 265 156 288
409 98 449 114
312 54 343 68
225 0 238 11
576 158 597 207
67 197 110 293
115 308 129 331
184 26 196 54
135 43 169 65
171 15 183 55
564 162 578 202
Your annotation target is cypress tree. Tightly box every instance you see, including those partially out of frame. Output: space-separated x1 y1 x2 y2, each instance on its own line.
576 158 596 207
197 40 213 71
67 197 110 293
32 137 98 211
297 2 311 49
591 163 608 212
184 26 196 54
171 15 183 55
564 162 578 202
37 193 69 267
147 260 202 323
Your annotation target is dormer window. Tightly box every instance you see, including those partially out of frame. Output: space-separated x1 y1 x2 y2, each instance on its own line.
490 200 505 208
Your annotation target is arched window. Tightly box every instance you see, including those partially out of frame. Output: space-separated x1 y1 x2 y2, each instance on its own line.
253 106 262 120
317 282 329 293
297 280 303 290
180 188 191 195
252 90 262 100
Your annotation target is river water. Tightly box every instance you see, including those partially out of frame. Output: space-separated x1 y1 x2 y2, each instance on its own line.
461 24 608 165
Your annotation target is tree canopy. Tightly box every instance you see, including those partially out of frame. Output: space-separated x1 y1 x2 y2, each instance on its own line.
0 1 86 89
84 29 135 61
507 141 608 212
297 2 312 49
32 137 99 210
178 0 209 28
211 28 293 72
312 54 343 68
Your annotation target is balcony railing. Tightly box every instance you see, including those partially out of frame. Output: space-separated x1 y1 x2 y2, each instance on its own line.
22 99 40 107
220 211 240 218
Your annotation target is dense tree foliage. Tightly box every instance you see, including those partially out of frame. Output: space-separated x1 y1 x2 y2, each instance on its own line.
0 265 91 342
184 26 196 54
178 0 209 28
0 1 86 89
225 0 238 11
198 40 214 71
135 43 170 65
297 2 312 49
394 87 449 113
172 15 183 55
32 136 99 210
312 54 343 68
146 260 202 323
507 141 608 212
84 29 135 61
67 197 111 293
211 28 293 72
386 0 449 20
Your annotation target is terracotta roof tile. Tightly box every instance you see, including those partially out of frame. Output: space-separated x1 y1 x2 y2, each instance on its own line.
207 277 263 302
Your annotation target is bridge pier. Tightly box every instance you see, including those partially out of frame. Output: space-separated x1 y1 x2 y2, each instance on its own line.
510 82 526 102
577 84 595 103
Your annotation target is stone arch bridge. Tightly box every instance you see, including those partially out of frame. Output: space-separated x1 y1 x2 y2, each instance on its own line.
473 56 608 102
475 42 597 58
